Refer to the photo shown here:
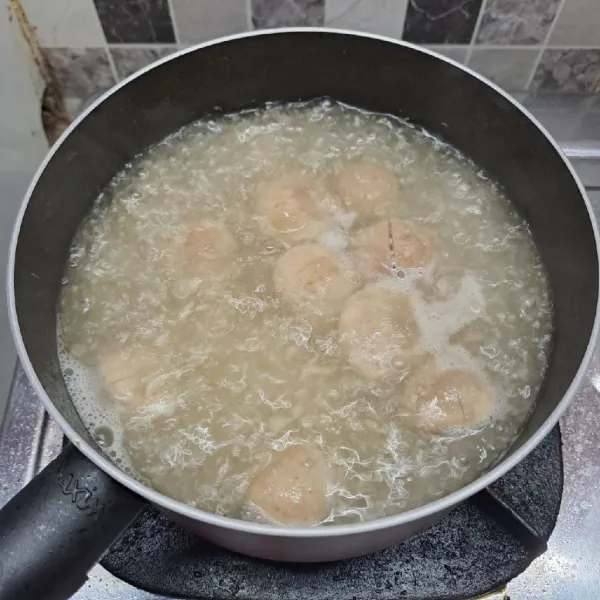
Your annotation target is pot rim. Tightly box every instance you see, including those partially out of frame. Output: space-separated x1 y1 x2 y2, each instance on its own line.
8 27 600 539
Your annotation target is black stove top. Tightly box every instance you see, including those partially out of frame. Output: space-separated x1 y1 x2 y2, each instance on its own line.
100 427 562 600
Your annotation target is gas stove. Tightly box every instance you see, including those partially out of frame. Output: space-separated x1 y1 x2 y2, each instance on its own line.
1 142 599 600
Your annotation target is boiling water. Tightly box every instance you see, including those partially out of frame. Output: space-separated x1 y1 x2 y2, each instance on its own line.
58 100 552 525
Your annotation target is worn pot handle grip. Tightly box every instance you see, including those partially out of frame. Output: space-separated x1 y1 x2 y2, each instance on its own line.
0 443 145 600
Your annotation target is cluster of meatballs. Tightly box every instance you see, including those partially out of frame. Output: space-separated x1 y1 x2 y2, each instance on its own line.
98 159 496 527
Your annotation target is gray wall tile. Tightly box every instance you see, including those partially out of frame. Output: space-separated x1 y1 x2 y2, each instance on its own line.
550 0 600 47
110 47 175 79
252 0 324 28
324 0 407 38
574 109 600 140
475 0 561 45
402 0 484 44
522 94 591 111
93 0 176 43
173 0 249 44
45 47 115 99
510 91 527 103
527 109 582 141
468 48 539 90
571 162 600 188
21 0 106 48
532 49 600 93
423 45 469 63
522 94 590 140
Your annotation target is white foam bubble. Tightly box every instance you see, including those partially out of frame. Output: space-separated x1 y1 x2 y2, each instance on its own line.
410 273 487 360
379 271 501 419
318 229 348 252
57 334 138 478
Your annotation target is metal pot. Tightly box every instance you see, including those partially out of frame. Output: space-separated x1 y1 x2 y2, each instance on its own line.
1 29 598 600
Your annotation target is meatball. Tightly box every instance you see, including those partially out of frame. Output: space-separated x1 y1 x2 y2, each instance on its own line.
273 243 360 319
254 175 327 243
166 219 239 277
160 219 240 297
97 346 161 412
331 160 400 217
350 217 435 278
404 366 495 431
339 283 421 380
242 445 329 526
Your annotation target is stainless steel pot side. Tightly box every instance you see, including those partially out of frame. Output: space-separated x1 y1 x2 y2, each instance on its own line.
1 29 598 600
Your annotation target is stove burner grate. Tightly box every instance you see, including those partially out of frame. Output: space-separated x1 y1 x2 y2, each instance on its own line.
100 427 562 600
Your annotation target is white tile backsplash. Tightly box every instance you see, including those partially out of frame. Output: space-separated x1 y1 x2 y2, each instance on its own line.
468 48 540 91
424 45 469 63
172 0 249 44
21 0 106 47
325 0 408 38
550 0 600 47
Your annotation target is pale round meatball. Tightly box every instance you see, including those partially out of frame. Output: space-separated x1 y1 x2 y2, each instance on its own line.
254 175 327 243
166 219 239 278
332 160 400 217
162 219 239 297
350 218 435 278
242 445 329 526
404 366 495 431
339 284 421 380
98 346 161 412
273 243 360 318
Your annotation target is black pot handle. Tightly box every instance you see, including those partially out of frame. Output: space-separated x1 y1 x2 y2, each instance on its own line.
0 443 146 600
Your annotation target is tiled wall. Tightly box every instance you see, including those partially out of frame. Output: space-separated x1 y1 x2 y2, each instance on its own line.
20 0 600 138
